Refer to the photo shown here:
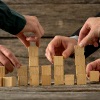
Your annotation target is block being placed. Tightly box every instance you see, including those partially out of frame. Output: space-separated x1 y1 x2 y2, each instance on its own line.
54 75 64 85
76 74 86 85
0 66 5 77
18 76 28 86
54 56 64 66
65 75 74 85
41 65 51 75
29 67 39 75
54 65 64 75
90 71 99 82
41 75 51 86
17 66 27 76
74 45 84 56
30 75 39 86
3 77 16 87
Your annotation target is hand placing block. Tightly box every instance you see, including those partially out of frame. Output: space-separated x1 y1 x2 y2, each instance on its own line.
90 71 99 82
65 75 74 85
3 77 16 87
76 74 86 85
54 56 64 66
0 66 5 77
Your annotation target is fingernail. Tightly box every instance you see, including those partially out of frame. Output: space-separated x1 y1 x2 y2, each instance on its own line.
79 42 83 47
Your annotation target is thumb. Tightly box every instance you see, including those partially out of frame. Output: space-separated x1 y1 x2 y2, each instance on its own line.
62 45 73 59
16 32 30 47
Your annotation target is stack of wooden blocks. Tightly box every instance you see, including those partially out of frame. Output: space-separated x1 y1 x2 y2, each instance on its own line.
0 66 16 87
28 46 39 86
74 45 86 85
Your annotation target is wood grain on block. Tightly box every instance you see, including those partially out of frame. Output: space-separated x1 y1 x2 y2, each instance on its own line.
76 74 86 85
29 67 39 75
76 65 86 75
54 75 64 85
0 77 3 87
17 66 27 76
65 75 74 85
75 56 85 66
90 71 99 82
54 65 64 75
29 56 39 67
41 65 51 75
0 66 5 77
18 76 28 86
28 46 38 57
30 75 39 86
54 56 64 66
3 77 16 87
74 45 84 56
41 75 51 86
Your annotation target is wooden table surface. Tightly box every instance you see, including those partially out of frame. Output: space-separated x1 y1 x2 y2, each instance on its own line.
0 84 100 100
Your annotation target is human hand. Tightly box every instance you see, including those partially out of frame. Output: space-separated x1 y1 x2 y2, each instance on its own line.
45 36 77 63
78 17 100 47
16 15 44 47
86 59 100 77
0 45 21 74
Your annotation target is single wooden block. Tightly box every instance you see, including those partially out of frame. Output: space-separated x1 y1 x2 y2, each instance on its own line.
54 56 64 66
3 77 16 87
17 66 27 76
18 76 28 86
29 67 39 75
30 75 39 86
28 46 38 57
65 75 74 85
54 75 64 85
76 74 86 85
29 56 39 66
41 65 51 75
0 77 3 87
0 66 5 77
90 71 99 82
76 65 86 75
41 75 51 86
74 45 84 56
75 56 85 66
54 65 64 75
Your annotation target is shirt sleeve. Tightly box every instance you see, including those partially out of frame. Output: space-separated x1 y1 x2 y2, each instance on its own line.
0 1 26 35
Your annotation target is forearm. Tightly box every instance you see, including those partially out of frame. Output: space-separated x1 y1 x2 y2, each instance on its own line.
0 1 26 35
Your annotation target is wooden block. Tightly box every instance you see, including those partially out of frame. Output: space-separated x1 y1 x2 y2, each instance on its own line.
90 71 99 82
54 75 64 85
3 77 16 87
76 74 86 85
65 75 74 85
54 65 64 75
41 75 51 86
54 56 63 66
75 56 85 66
18 76 28 86
74 45 84 56
76 66 85 75
29 67 39 75
28 46 38 57
0 77 3 87
41 65 51 75
17 66 27 76
29 56 39 66
0 66 5 77
30 75 39 86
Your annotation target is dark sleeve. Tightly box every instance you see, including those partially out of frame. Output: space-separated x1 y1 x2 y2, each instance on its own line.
71 13 100 58
0 1 26 35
